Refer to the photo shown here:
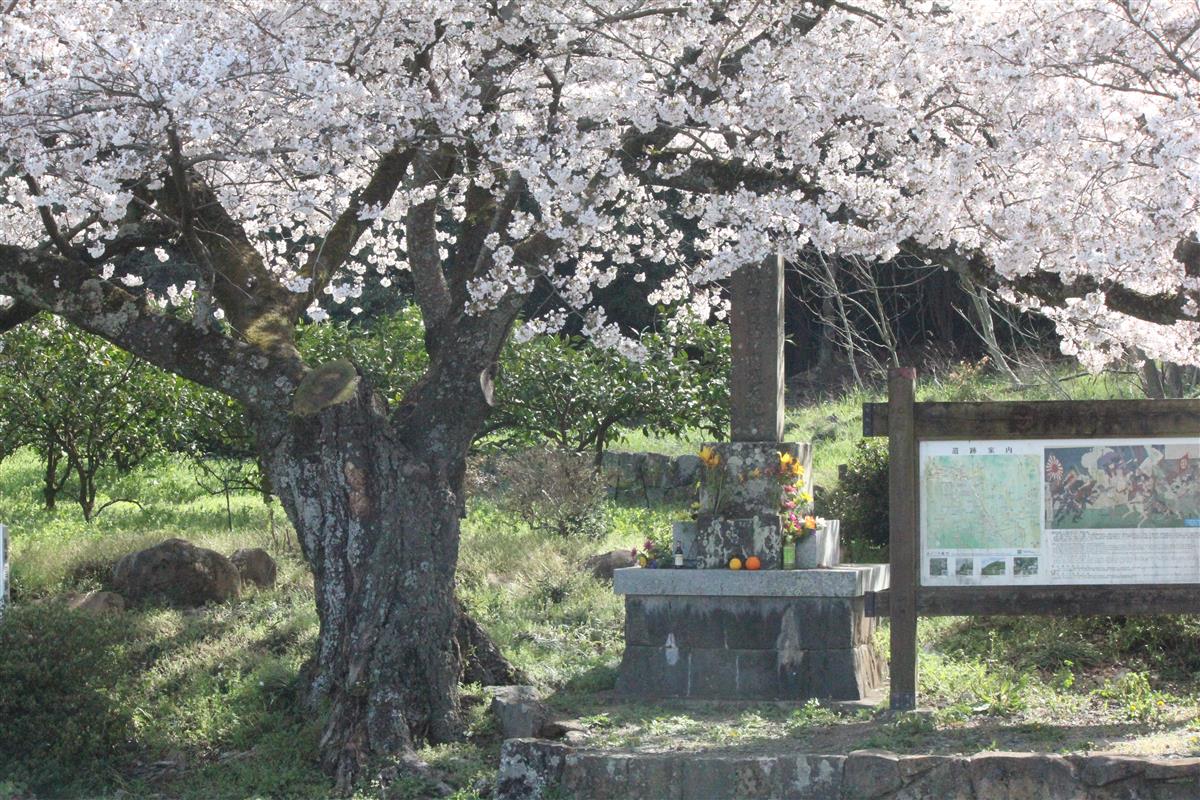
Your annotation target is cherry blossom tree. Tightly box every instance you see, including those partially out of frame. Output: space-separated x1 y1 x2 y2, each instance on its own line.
2 0 1199 790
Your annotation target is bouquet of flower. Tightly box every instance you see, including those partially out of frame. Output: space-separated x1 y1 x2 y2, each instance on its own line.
633 534 672 568
778 455 816 543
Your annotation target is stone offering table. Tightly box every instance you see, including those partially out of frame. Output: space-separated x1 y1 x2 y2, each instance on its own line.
614 565 889 701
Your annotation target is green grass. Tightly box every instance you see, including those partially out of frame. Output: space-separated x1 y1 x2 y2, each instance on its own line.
0 446 674 798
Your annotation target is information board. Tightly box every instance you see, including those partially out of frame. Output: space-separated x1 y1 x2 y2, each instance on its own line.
920 438 1200 586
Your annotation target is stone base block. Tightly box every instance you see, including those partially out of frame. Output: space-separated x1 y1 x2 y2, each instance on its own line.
625 596 876 650
617 642 883 701
694 514 782 569
617 595 885 701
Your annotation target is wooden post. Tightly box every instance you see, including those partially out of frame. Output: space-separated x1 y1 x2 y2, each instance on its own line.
888 368 918 710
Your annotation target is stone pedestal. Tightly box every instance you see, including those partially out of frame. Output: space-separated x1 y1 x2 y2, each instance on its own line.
614 565 889 701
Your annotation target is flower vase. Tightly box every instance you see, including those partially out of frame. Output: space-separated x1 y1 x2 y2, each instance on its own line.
794 530 823 569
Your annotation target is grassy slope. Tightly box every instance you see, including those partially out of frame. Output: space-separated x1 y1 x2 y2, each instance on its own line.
0 366 1195 799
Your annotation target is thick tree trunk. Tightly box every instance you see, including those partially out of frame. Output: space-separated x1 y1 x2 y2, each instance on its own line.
257 383 467 792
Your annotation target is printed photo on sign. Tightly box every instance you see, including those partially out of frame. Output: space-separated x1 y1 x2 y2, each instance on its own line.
929 557 948 577
1013 557 1038 577
1044 444 1200 530
981 557 1007 577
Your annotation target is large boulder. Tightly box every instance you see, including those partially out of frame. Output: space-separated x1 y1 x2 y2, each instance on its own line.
229 548 277 589
112 538 241 608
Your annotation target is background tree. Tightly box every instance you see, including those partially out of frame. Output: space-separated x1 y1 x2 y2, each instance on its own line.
2 1 1199 791
488 318 730 461
0 317 178 520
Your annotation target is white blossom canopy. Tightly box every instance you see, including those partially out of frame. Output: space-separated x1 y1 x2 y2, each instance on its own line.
1 0 1198 368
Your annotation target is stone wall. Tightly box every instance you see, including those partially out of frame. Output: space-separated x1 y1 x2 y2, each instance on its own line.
496 741 1200 800
601 451 701 504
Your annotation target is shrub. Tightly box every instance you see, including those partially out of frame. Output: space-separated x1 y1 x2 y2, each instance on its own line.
825 438 889 550
0 603 135 794
494 448 610 539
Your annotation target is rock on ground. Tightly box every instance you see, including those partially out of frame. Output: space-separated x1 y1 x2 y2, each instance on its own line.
230 547 277 589
583 549 636 581
489 686 552 739
65 590 126 616
112 538 241 608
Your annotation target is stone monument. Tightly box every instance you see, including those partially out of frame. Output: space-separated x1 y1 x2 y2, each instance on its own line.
614 254 889 701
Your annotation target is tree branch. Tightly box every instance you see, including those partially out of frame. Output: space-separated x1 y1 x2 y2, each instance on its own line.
914 244 1199 327
0 244 304 407
0 299 37 333
405 147 456 338
296 146 416 313
155 166 301 360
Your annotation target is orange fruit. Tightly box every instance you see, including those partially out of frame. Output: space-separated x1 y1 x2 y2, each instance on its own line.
729 557 743 571
745 556 762 571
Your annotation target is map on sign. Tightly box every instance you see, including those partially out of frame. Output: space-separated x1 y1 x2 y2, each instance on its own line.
923 454 1042 549
920 438 1200 587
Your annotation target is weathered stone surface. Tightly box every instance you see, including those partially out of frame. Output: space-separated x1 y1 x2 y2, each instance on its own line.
493 745 1200 800
495 738 567 800
562 752 630 800
64 590 125 616
1072 754 1146 786
601 451 701 504
695 513 783 569
229 547 277 589
617 642 880 701
844 750 904 798
583 549 637 581
1141 756 1200 781
969 752 1078 799
896 756 973 799
489 685 551 739
623 596 873 651
613 564 889 598
781 754 844 800
625 755 682 800
730 252 785 443
675 454 702 486
697 441 812 519
112 538 241 608
618 588 886 701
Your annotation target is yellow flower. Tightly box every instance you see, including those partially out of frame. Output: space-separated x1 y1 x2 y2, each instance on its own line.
779 452 794 468
800 491 813 504
699 446 721 468
804 514 818 530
